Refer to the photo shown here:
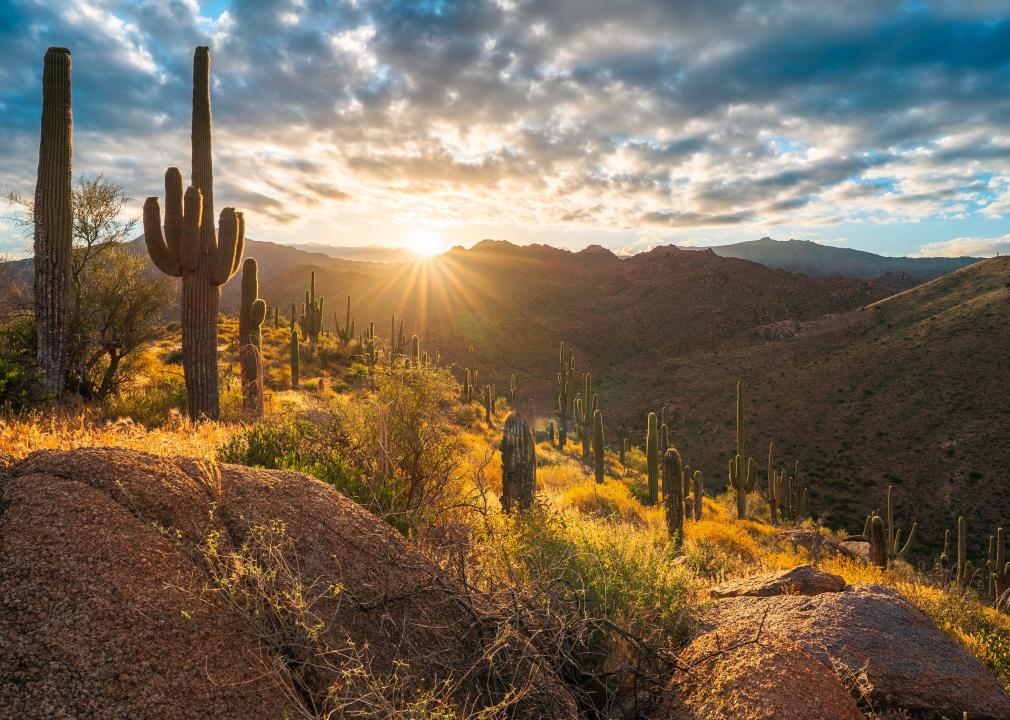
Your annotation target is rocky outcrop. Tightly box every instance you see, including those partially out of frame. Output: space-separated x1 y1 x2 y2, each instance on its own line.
0 448 578 720
710 564 845 598
687 568 1010 720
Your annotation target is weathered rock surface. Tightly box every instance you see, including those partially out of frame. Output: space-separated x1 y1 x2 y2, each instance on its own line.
693 577 1010 720
0 448 578 720
679 630 863 720
710 564 845 598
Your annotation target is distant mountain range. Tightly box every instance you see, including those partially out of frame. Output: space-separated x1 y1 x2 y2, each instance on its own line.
284 242 415 264
274 236 981 280
703 236 980 278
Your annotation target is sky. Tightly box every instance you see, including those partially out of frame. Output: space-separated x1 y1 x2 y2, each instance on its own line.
2 0 1010 259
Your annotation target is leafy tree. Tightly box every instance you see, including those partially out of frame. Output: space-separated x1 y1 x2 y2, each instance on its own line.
4 174 167 399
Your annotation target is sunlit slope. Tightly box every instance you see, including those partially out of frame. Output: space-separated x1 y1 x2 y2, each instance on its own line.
667 256 1010 554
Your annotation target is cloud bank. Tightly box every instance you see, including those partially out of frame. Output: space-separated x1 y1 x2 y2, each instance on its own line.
2 0 1010 255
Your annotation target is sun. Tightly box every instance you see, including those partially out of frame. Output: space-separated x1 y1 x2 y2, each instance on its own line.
407 228 443 258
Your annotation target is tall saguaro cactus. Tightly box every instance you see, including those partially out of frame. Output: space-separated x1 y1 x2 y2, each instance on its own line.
239 258 266 416
34 47 73 397
143 47 243 419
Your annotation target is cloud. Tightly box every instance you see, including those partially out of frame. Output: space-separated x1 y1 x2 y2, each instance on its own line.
2 0 1010 253
913 234 1010 258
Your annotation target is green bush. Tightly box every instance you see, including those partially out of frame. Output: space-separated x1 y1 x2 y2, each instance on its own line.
219 363 465 534
0 316 42 410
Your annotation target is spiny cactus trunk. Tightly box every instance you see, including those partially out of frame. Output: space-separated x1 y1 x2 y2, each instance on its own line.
869 515 887 569
182 267 221 418
33 47 73 397
501 411 536 512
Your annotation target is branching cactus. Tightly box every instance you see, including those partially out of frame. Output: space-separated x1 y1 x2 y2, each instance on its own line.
143 47 244 419
646 411 659 504
362 322 377 366
298 271 324 342
593 409 605 484
663 448 685 546
556 341 575 449
501 411 536 512
885 485 917 562
34 47 73 397
336 296 354 343
238 258 266 416
990 527 1009 609
726 381 756 520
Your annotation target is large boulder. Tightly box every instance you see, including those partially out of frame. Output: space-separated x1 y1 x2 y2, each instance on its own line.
0 448 578 720
710 564 845 598
692 572 1010 720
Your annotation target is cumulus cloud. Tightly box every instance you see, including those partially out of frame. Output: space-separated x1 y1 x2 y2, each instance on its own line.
2 0 1010 254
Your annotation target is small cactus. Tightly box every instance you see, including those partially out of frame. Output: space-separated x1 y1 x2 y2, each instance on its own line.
646 411 659 504
501 411 536 512
298 271 324 342
663 448 684 546
885 485 917 562
592 409 605 484
289 323 300 389
956 516 968 593
869 514 887 568
692 470 704 520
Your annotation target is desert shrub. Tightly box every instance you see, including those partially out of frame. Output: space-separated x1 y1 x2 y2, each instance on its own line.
464 510 697 715
220 363 466 534
681 519 762 579
559 479 650 526
0 316 43 411
101 371 187 425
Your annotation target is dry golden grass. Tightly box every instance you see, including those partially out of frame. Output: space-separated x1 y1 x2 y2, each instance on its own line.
0 410 232 463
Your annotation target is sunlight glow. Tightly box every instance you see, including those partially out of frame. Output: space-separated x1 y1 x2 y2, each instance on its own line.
407 228 443 257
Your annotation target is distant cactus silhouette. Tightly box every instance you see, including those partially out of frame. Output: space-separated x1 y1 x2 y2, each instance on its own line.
556 341 575 449
298 272 323 342
34 47 73 397
143 47 243 419
289 310 300 390
646 412 659 504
